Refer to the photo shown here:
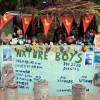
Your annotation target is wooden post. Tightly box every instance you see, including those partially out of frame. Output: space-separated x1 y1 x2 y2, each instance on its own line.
72 84 86 100
34 80 48 100
5 84 18 100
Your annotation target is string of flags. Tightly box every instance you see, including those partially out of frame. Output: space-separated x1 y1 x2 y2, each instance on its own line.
0 13 100 35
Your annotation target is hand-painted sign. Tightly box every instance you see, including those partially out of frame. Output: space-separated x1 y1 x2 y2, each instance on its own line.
0 45 100 96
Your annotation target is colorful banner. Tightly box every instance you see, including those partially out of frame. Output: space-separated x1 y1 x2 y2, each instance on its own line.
62 16 74 35
0 14 13 30
41 16 52 35
1 18 13 34
22 16 32 34
82 14 94 32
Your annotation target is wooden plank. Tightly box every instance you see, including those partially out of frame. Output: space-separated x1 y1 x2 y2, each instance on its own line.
0 89 100 100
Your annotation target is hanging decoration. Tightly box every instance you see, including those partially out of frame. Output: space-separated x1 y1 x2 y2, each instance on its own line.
41 16 52 36
82 14 94 33
14 47 19 53
0 14 13 30
75 15 81 27
25 44 32 52
32 42 39 51
62 16 74 35
54 16 57 29
82 45 87 52
32 16 35 33
37 16 40 28
95 12 100 27
22 16 32 35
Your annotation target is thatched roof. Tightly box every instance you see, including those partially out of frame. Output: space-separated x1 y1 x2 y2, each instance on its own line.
41 1 99 14
5 1 100 17
34 1 100 17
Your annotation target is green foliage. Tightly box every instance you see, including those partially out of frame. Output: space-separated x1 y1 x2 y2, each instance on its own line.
95 14 100 25
84 0 100 4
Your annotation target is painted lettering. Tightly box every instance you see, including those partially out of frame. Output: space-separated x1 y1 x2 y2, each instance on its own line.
75 53 82 63
55 52 60 61
62 52 68 61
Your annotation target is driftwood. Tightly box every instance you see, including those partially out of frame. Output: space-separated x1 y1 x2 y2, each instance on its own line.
34 80 48 100
72 84 86 100
1 63 15 89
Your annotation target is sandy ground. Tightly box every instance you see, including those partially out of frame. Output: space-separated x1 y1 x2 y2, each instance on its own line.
0 89 100 100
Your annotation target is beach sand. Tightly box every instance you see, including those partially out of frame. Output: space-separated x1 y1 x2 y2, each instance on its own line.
0 89 100 100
